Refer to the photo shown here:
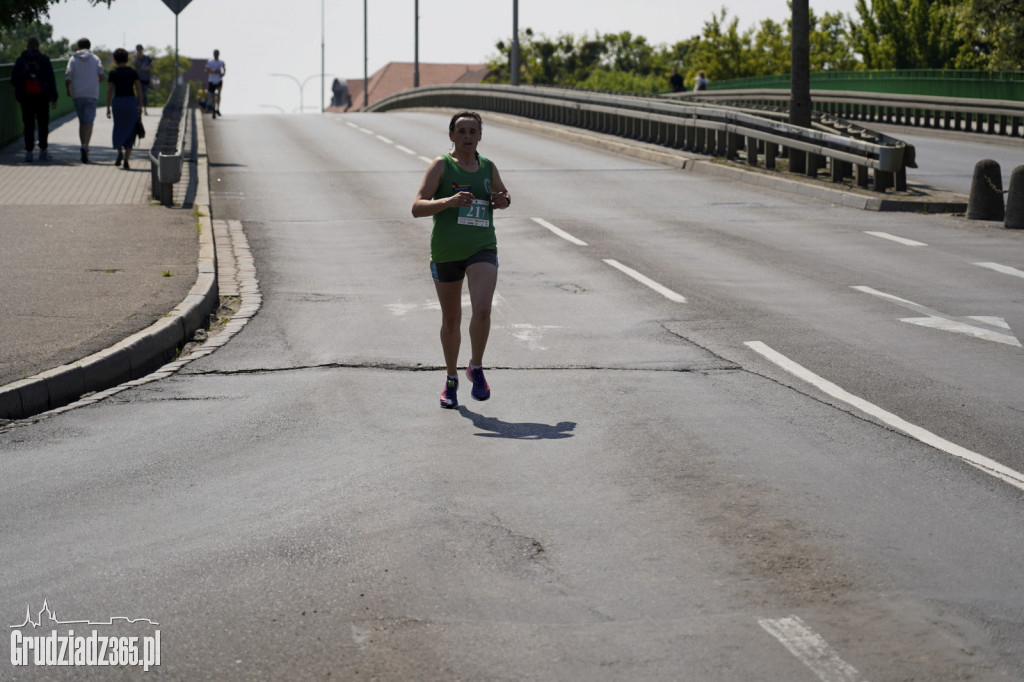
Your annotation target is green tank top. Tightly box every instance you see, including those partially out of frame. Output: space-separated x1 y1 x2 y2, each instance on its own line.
430 153 498 263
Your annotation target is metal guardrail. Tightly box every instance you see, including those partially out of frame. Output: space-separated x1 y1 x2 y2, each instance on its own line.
148 83 190 207
669 89 1024 137
367 84 911 192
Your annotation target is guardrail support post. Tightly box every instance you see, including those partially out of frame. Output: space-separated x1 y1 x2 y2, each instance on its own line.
765 143 776 170
789 148 806 174
746 136 759 166
855 164 870 188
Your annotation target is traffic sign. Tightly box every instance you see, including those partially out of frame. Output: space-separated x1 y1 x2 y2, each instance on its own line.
161 0 194 14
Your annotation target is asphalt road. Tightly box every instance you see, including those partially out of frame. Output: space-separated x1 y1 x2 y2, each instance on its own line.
1 111 1022 681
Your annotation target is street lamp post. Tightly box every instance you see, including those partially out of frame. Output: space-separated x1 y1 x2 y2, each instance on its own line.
321 0 326 112
511 0 519 86
270 72 334 113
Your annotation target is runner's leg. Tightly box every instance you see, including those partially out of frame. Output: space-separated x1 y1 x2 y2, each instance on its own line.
466 262 497 368
434 279 464 376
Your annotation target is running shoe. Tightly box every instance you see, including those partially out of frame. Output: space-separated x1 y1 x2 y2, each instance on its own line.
38 149 48 161
115 150 123 166
439 376 459 409
466 364 490 401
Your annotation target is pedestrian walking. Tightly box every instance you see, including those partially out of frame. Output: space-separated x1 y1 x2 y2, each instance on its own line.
205 49 225 118
411 112 512 409
105 48 142 170
10 37 58 162
132 44 153 115
65 37 105 163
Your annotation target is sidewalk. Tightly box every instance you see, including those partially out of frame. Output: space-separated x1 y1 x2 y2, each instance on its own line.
0 107 215 420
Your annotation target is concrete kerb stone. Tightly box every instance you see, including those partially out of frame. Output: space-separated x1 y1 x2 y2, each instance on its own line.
478 110 968 213
0 149 220 423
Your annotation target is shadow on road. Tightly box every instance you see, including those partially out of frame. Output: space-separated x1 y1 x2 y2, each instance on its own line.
458 406 576 440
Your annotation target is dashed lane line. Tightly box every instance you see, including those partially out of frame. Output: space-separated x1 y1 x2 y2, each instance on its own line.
864 231 927 246
531 217 588 246
759 616 865 682
974 262 1024 279
602 259 687 303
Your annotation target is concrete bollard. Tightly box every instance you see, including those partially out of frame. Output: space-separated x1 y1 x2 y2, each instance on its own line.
967 159 1004 221
1005 165 1024 230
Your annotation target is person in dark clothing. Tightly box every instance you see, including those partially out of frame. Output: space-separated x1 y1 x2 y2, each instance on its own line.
10 38 58 162
669 70 684 93
105 48 142 170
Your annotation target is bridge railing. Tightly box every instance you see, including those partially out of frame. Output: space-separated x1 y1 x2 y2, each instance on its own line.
669 89 1024 137
367 83 911 192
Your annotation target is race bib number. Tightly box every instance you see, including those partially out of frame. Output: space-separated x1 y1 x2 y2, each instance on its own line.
457 199 491 227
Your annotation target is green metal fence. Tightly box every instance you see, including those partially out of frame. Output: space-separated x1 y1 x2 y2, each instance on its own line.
710 70 1024 101
0 59 108 148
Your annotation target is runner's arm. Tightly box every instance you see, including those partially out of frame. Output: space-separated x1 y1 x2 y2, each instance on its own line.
490 164 511 209
412 157 469 217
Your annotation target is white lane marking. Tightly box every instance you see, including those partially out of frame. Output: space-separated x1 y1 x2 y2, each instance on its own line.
418 156 434 164
759 616 864 682
357 127 374 135
974 262 1024 279
745 341 1024 492
864 231 927 246
345 121 358 129
395 145 416 155
852 285 1019 346
603 259 686 303
531 217 588 246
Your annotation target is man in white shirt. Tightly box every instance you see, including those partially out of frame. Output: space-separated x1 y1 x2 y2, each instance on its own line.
65 37 105 163
205 49 225 118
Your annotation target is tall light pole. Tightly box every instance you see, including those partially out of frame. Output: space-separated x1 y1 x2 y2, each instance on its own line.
271 72 333 113
511 0 519 86
321 0 326 112
363 0 369 108
414 0 420 88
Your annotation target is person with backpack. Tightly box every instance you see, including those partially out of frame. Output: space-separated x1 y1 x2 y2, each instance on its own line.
11 37 58 162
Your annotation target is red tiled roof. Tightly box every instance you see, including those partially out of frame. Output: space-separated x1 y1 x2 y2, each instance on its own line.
327 62 491 113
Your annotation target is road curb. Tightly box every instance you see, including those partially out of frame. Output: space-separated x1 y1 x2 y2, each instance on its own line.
0 115 218 422
482 111 968 214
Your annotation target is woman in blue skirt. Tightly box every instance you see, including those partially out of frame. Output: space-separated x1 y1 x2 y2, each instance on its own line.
105 48 142 170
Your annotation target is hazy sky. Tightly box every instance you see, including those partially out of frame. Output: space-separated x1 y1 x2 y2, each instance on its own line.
43 0 859 114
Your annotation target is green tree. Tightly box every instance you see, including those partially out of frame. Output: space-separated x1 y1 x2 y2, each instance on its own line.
0 0 114 31
850 0 969 69
0 19 69 62
959 0 1024 69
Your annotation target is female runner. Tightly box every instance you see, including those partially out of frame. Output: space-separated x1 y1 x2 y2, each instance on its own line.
412 111 511 408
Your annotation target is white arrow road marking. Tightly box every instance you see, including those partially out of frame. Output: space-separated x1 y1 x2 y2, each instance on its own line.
499 323 563 351
531 217 588 246
865 231 927 246
974 262 1024 280
759 616 865 682
852 286 1020 347
745 341 1024 492
603 259 687 303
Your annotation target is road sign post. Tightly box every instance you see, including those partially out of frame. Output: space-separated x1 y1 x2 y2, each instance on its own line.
161 0 195 85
